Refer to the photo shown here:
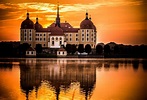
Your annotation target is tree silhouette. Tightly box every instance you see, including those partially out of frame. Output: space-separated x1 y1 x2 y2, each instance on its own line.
66 44 72 54
78 44 84 53
104 44 110 55
71 44 77 55
18 43 30 56
85 44 91 54
35 44 42 54
96 45 103 55
0 42 14 57
114 45 119 54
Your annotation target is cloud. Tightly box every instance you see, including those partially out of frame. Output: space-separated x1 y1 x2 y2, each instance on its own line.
0 0 143 21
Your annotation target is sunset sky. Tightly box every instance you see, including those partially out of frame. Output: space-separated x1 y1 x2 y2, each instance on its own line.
0 0 146 45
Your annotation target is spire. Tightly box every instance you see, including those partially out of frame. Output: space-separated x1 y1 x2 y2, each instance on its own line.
85 10 89 20
26 10 29 19
89 15 91 20
36 15 38 24
55 2 60 27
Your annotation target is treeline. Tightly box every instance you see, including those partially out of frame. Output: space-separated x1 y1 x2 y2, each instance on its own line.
102 44 147 58
0 41 147 58
65 43 147 58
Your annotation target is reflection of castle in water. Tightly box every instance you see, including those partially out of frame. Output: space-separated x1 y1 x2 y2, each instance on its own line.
19 59 96 100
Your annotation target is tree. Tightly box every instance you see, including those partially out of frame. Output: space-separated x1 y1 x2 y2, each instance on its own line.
114 45 119 54
96 45 103 55
0 42 14 57
66 44 72 54
104 44 110 55
18 43 30 56
35 44 42 53
71 44 77 55
85 44 91 54
78 44 84 53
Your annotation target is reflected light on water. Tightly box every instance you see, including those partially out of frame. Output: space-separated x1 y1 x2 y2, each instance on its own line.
0 58 146 100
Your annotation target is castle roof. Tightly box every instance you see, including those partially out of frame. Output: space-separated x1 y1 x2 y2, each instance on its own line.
21 13 34 29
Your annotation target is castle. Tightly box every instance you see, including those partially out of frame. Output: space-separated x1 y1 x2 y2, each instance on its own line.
20 4 97 53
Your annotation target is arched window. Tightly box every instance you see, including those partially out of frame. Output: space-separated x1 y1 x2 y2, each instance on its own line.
60 41 62 45
52 37 54 40
60 37 62 40
56 37 58 41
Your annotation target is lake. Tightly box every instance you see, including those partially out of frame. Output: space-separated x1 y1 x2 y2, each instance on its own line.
0 58 146 100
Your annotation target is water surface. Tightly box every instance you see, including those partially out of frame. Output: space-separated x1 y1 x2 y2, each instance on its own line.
0 58 146 100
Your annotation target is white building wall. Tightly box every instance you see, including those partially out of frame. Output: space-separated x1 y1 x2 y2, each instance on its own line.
26 51 36 56
49 36 64 48
57 51 67 57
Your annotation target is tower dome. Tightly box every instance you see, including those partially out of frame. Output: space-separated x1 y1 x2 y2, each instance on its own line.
21 13 34 29
35 17 43 31
80 12 95 29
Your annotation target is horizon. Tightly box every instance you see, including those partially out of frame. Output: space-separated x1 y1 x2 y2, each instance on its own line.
0 0 147 45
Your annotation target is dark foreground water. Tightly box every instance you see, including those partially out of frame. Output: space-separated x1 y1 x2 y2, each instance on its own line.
0 58 146 100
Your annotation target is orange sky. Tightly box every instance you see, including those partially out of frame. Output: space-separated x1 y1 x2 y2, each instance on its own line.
0 0 146 45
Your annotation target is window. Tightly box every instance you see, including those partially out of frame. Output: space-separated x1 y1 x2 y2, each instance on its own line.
30 30 32 32
30 38 31 41
31 51 33 54
82 34 84 36
44 38 45 41
70 34 72 36
76 38 78 41
82 38 84 41
60 37 62 40
44 34 45 36
27 51 29 54
52 41 54 46
66 38 68 41
76 34 78 36
30 34 31 36
24 38 26 41
87 30 89 32
52 37 54 40
87 38 88 41
40 34 42 36
63 52 64 54
40 38 42 41
44 44 45 46
66 34 68 36
91 44 93 47
87 34 89 36
60 41 62 45
25 33 26 36
59 52 60 54
70 38 72 41
91 34 93 36
56 37 58 41
82 30 84 32
25 30 26 32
